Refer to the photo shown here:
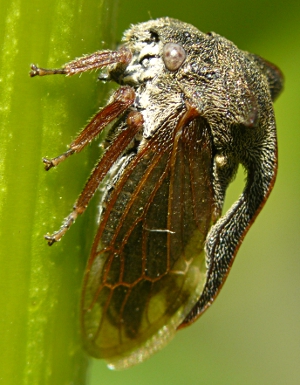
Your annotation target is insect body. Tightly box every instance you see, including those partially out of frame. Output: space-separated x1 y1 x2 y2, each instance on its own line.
30 18 283 369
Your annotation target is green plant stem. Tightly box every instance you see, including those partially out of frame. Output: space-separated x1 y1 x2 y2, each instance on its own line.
0 0 118 383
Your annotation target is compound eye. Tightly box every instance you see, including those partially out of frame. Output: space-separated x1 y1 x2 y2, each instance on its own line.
163 42 186 71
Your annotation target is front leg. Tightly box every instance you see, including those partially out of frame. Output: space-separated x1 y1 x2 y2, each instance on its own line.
45 110 144 245
30 47 132 77
43 87 135 170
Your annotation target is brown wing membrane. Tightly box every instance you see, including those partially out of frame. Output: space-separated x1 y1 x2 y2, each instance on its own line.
81 114 214 369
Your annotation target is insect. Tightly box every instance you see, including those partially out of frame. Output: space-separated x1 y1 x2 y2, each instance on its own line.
30 18 283 369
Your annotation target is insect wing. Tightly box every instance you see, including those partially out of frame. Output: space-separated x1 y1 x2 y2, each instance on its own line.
81 117 214 369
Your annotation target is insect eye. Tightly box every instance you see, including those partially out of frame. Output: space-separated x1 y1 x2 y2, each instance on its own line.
162 42 186 71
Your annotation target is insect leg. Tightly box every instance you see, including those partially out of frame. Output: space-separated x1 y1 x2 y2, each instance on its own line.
45 110 144 245
43 86 135 170
30 47 132 77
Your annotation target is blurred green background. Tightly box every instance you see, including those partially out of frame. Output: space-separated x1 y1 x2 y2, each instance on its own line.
0 0 299 384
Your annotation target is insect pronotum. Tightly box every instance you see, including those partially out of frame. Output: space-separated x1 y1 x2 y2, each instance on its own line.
30 18 283 369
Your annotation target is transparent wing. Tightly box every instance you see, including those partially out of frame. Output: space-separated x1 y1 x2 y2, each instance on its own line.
81 115 214 369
